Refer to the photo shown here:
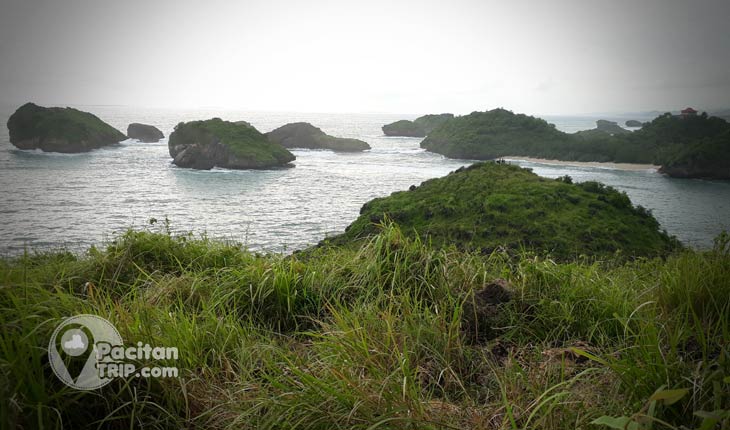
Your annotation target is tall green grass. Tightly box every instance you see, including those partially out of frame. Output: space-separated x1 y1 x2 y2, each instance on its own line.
0 223 728 429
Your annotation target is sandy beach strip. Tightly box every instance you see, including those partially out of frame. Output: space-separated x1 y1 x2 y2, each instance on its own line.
503 156 660 171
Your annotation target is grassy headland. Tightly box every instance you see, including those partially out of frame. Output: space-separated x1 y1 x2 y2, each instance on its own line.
1 222 728 429
327 163 679 260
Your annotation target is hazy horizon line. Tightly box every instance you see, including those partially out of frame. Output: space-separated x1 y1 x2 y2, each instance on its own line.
2 99 726 119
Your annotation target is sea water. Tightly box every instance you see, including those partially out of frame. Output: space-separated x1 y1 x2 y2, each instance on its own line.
1 104 728 254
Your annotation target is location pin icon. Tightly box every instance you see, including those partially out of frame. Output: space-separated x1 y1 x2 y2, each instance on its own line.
54 324 95 384
49 314 123 390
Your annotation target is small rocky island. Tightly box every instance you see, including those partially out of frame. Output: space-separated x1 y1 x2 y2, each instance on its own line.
127 123 164 142
382 113 454 137
382 120 425 137
625 120 643 127
6 102 126 153
168 118 295 170
266 122 370 152
574 119 630 139
595 119 630 135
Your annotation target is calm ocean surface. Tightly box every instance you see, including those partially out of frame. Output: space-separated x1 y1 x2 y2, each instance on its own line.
1 105 728 255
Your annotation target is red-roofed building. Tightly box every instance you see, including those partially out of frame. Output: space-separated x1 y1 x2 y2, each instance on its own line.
681 107 698 118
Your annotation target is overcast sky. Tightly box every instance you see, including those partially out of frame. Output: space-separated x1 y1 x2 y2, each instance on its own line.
0 0 728 115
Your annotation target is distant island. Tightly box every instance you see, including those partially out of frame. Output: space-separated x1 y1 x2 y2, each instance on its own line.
419 108 730 179
6 102 126 153
168 118 295 170
127 123 164 143
625 119 643 127
324 162 678 259
595 119 630 135
266 122 370 152
572 119 630 140
382 113 454 137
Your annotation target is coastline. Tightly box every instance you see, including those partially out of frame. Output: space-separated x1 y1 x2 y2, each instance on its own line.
503 156 660 171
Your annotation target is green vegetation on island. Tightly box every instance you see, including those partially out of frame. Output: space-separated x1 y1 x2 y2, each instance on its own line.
382 113 454 137
659 128 730 178
326 162 678 259
634 113 730 178
168 118 295 170
421 109 569 160
266 122 371 152
6 102 126 153
127 123 164 142
625 119 643 127
420 108 730 179
1 220 727 429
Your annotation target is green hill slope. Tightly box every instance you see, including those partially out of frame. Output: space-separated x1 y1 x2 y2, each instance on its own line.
327 162 679 259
